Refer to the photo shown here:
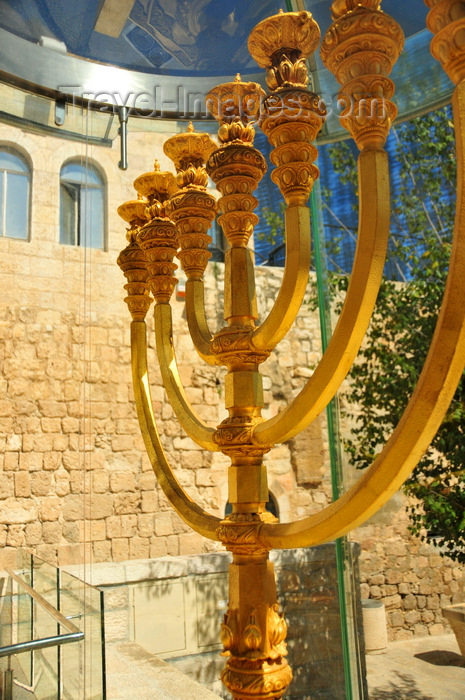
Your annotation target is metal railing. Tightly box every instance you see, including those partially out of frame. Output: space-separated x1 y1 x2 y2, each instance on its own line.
0 568 84 659
0 552 106 700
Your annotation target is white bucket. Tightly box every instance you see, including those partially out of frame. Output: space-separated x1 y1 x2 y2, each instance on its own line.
362 599 388 654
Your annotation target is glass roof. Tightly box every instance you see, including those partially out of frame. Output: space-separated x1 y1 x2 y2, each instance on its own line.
0 0 286 76
0 0 454 137
0 0 432 75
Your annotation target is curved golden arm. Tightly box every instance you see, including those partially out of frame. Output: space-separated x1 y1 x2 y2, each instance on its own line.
185 278 217 364
153 303 219 451
259 82 465 550
252 205 311 351
253 147 390 446
131 320 221 540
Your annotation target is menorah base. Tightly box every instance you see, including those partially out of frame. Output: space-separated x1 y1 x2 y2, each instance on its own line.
221 658 293 700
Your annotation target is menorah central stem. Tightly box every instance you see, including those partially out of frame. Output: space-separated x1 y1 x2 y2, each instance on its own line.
199 81 298 694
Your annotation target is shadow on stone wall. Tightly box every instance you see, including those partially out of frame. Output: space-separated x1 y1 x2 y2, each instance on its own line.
273 544 366 700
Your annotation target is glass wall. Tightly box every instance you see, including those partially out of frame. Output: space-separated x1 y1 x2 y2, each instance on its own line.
0 551 105 700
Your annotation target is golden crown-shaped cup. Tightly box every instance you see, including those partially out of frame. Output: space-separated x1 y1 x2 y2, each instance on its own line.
247 9 320 69
133 160 179 203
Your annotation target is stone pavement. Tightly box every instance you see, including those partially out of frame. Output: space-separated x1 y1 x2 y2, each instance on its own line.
366 633 465 699
105 642 222 700
105 634 465 699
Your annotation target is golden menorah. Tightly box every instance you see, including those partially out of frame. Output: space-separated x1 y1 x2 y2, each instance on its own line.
117 2 465 698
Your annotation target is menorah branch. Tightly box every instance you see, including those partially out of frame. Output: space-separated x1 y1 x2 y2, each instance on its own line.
116 6 465 700
154 303 219 450
184 278 217 364
131 320 221 540
252 205 311 352
252 147 390 446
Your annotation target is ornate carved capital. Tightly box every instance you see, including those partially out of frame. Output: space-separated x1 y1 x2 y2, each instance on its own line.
117 242 152 320
426 0 465 84
117 198 149 240
133 161 179 215
270 158 320 206
248 10 320 92
321 7 404 81
207 145 266 247
163 122 217 179
321 6 403 148
207 76 266 142
218 211 259 246
166 189 217 280
247 11 326 204
214 416 271 459
331 0 382 19
260 91 325 204
340 92 398 150
218 120 257 146
260 90 326 141
211 325 270 366
207 145 268 190
177 247 211 279
162 124 219 280
136 220 179 303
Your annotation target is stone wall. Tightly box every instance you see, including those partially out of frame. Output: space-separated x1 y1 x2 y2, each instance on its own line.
354 495 464 641
0 118 463 639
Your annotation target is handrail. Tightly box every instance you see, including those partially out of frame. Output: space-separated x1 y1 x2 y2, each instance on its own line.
0 568 84 658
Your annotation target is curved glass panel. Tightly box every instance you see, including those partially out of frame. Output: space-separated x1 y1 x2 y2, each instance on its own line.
0 0 454 133
0 0 282 75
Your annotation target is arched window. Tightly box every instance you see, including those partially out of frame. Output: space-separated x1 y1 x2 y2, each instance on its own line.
0 148 30 240
60 161 105 249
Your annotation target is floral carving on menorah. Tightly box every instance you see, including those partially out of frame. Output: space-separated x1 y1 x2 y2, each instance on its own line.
117 2 465 698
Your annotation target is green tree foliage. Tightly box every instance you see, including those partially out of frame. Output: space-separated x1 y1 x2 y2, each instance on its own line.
327 107 465 561
258 203 286 247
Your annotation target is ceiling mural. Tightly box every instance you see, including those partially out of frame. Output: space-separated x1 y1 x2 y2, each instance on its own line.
0 0 429 76
127 0 281 72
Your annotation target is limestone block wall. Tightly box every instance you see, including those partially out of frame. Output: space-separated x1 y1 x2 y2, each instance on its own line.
0 119 463 638
354 495 465 641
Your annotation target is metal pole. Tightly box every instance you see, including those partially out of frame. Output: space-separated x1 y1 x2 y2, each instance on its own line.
118 106 129 171
310 182 355 700
3 666 14 700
